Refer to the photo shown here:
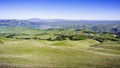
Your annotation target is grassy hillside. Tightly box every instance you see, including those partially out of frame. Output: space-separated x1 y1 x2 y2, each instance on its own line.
0 27 120 68
0 40 4 44
0 39 120 68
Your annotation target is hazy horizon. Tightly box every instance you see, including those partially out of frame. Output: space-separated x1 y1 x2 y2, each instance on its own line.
0 0 120 20
0 18 120 21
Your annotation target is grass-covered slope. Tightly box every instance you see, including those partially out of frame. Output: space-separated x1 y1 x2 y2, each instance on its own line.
91 41 120 55
0 39 120 68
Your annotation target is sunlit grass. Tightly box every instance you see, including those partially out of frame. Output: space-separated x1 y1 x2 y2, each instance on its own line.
0 39 120 67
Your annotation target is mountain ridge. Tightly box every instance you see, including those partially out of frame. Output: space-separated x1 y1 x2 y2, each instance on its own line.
0 19 120 34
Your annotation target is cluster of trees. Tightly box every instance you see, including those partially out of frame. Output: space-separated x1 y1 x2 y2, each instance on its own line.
0 29 120 43
12 34 120 43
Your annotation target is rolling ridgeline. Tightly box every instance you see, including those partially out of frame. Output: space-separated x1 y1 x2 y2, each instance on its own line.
0 19 120 68
0 19 120 34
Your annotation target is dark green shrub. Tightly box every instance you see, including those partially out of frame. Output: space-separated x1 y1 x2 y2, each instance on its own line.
70 35 87 40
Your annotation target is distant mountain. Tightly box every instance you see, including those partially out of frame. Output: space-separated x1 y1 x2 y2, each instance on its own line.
0 19 120 27
27 18 66 22
27 18 45 22
0 19 120 34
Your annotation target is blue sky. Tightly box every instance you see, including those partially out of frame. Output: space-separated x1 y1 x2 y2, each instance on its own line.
0 0 120 20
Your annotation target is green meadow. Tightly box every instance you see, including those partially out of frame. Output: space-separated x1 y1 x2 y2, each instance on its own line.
0 27 120 68
0 39 120 68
